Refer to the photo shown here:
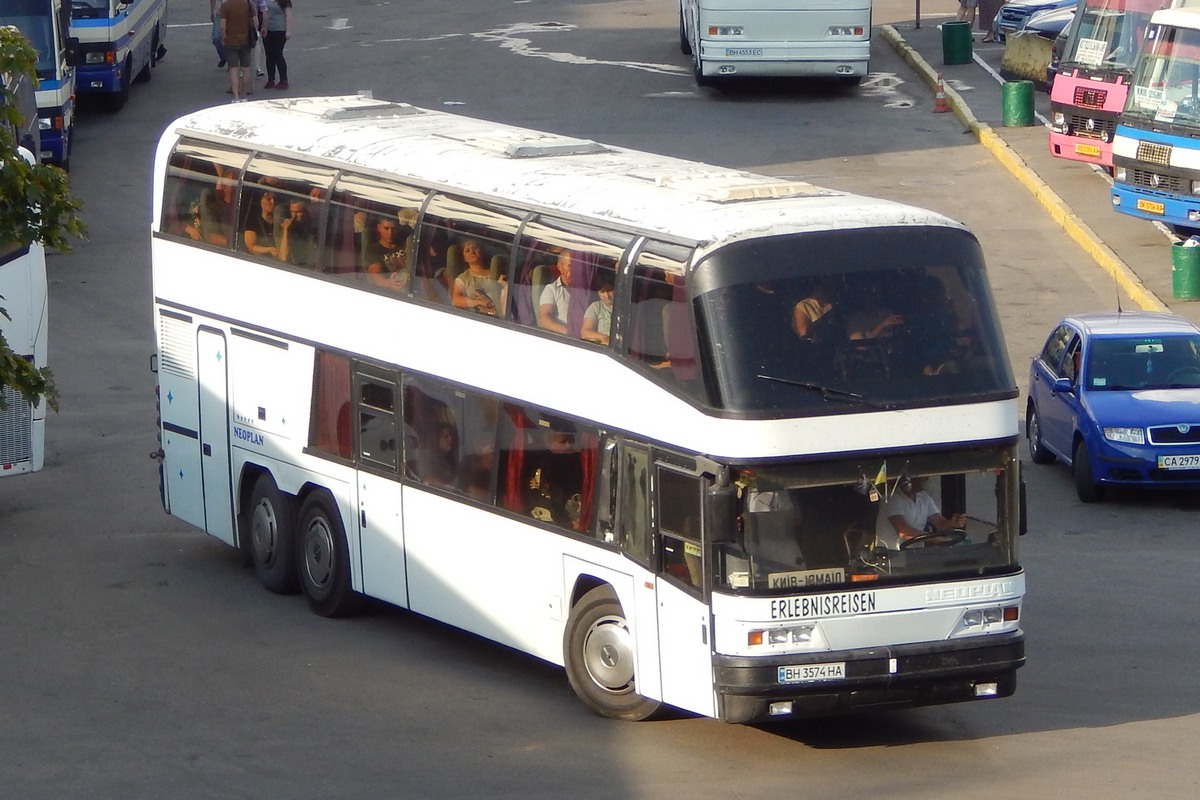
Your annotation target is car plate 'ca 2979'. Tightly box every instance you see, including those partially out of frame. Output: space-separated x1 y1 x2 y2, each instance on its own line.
1158 453 1200 470
778 662 846 684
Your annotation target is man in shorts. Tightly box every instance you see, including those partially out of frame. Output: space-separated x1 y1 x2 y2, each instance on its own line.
219 0 254 102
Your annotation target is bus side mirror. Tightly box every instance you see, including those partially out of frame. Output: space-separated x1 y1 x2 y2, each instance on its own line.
705 484 738 544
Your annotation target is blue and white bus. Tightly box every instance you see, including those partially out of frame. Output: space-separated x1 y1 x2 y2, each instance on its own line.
1111 6 1200 232
0 0 75 168
70 0 167 111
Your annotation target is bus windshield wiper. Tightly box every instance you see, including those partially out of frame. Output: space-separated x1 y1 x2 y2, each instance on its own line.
756 374 875 405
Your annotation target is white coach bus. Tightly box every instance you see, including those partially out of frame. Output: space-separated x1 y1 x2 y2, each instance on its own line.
679 0 871 86
151 96 1024 724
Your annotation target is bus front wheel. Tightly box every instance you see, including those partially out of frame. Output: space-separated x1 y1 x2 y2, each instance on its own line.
564 586 661 721
247 473 299 594
297 492 362 618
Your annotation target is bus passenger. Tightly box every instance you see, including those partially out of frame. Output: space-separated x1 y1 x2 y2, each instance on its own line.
538 250 576 334
451 238 506 314
580 275 614 345
242 190 279 258
526 422 584 530
278 199 318 267
196 180 236 248
364 215 409 290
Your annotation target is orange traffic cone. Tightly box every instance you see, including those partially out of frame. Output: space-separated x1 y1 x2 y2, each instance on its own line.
933 74 950 113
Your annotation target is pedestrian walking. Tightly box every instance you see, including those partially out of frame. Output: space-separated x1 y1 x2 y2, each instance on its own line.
251 0 268 79
263 0 294 90
956 0 978 26
219 0 255 101
210 0 227 67
978 0 1002 41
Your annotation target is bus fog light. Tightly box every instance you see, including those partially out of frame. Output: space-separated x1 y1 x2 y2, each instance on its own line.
1191 210 1200 222
769 701 794 716
974 682 999 697
718 65 737 75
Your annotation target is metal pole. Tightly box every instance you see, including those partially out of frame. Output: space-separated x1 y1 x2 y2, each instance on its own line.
916 0 922 29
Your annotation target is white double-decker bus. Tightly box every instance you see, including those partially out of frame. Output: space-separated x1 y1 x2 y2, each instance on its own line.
151 96 1024 724
679 0 871 86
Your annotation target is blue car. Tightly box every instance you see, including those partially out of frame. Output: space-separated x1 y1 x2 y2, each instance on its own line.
1027 312 1200 502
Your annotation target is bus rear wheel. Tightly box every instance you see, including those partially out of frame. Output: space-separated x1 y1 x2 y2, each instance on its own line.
564 586 660 721
297 492 362 618
247 473 299 593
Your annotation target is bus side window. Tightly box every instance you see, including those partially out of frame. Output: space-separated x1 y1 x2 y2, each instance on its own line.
309 350 353 460
616 444 653 564
499 405 598 533
657 467 703 591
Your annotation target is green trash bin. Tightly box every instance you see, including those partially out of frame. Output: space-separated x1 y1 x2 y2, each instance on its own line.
1002 80 1034 126
1172 242 1200 300
942 21 973 65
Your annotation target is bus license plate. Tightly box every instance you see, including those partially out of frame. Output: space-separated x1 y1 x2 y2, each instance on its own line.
1136 198 1165 215
778 662 846 684
726 48 763 57
1158 453 1200 470
1074 143 1101 158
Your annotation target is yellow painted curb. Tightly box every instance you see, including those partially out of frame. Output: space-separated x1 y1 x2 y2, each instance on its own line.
881 24 1168 313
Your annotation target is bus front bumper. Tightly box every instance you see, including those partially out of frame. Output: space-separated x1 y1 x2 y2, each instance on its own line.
77 64 124 94
714 631 1024 723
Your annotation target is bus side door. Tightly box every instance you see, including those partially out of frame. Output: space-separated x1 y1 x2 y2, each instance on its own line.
352 366 408 608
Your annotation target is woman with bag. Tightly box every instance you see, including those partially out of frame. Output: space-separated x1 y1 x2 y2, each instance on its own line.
263 0 293 90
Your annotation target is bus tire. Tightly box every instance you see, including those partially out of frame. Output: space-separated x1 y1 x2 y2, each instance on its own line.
563 585 661 721
248 473 300 593
679 9 692 55
1073 440 1103 503
297 492 363 618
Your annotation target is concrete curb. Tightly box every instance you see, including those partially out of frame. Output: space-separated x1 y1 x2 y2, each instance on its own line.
881 24 1169 313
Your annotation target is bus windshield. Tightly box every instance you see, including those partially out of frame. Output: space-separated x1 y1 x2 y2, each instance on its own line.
0 1 55 78
1066 0 1159 73
717 445 1020 595
1123 24 1200 121
694 226 1014 414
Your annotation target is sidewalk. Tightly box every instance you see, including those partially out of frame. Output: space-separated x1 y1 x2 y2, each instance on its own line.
880 22 1200 326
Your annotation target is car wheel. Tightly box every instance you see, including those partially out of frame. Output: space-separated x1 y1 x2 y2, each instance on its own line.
1027 404 1056 464
1073 440 1103 503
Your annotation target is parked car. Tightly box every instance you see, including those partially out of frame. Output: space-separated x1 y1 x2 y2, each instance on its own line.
994 0 1076 41
1027 311 1200 502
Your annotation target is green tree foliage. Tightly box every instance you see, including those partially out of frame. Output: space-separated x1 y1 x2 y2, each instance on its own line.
0 27 86 411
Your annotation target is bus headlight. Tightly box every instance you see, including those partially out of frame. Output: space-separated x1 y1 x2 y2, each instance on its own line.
828 26 865 36
748 624 816 646
954 605 1018 635
1052 111 1065 128
1190 180 1200 195
707 25 744 36
1114 167 1126 182
1104 427 1145 444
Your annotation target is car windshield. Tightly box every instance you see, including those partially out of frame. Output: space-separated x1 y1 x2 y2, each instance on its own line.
1085 334 1200 390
